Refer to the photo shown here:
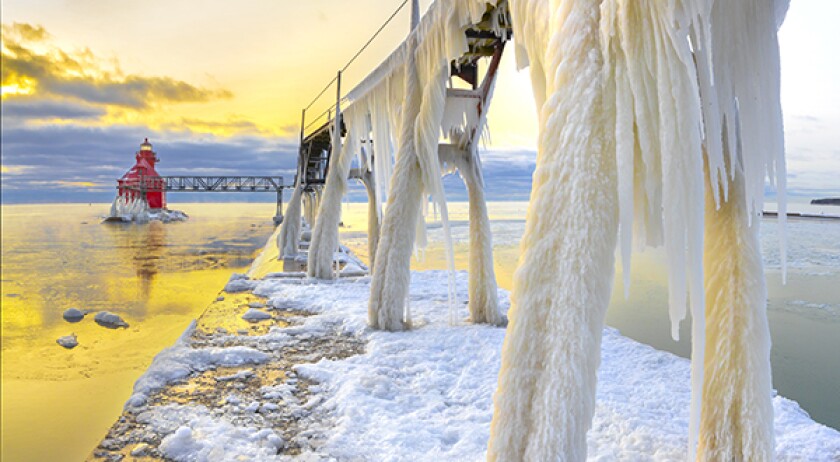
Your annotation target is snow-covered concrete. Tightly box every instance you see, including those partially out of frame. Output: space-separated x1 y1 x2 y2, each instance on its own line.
256 271 839 461
93 244 840 461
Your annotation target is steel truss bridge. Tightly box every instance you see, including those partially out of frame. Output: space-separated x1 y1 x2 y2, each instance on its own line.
157 176 286 192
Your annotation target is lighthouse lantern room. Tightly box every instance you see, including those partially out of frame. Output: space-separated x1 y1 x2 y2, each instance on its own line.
117 138 166 209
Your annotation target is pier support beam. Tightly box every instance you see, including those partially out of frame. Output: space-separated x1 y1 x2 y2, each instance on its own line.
368 34 423 331
273 189 284 224
278 183 303 258
698 157 774 460
357 169 381 271
308 133 357 279
488 2 618 458
440 145 503 325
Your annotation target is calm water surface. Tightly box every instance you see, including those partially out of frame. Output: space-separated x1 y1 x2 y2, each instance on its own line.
1 203 276 462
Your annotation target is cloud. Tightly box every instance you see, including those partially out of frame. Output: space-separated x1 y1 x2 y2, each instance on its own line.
165 117 267 136
1 22 231 111
1 97 106 120
0 122 299 203
6 23 50 42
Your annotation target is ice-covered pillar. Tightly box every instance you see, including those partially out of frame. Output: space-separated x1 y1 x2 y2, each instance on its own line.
360 170 381 270
308 136 357 278
441 145 502 325
308 71 351 279
368 33 423 331
309 107 366 278
488 1 618 460
698 157 774 460
462 157 502 325
277 182 304 258
302 191 315 228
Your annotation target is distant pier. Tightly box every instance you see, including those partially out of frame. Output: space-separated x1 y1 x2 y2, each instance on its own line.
121 175 292 224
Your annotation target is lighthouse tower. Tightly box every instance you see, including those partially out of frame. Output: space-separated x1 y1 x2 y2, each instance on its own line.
117 139 166 209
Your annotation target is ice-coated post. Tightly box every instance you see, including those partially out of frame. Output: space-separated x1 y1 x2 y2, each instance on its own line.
697 157 774 460
439 145 503 326
307 71 347 279
360 170 380 271
488 0 618 459
277 181 303 258
368 32 423 331
274 187 283 225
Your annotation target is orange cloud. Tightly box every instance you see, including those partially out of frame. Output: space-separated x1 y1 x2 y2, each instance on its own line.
1 22 232 109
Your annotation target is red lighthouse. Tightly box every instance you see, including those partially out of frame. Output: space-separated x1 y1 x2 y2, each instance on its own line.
117 138 166 209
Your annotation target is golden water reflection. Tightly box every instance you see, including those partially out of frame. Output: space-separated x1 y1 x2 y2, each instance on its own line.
1 203 277 462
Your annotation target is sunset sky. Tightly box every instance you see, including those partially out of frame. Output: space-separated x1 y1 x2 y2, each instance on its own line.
2 0 838 203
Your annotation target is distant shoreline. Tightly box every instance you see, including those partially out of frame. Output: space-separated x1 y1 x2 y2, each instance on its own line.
811 197 840 206
762 210 840 220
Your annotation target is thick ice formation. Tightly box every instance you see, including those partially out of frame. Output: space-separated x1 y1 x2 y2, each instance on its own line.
277 183 303 258
299 0 508 330
349 0 508 329
107 195 187 223
308 103 361 279
699 156 774 460
303 190 318 229
358 167 381 269
488 0 788 460
295 0 788 456
108 195 150 222
488 2 618 459
368 31 425 331
440 145 502 325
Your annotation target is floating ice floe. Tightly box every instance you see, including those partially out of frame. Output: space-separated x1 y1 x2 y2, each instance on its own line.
57 334 78 349
241 309 271 323
224 273 257 293
63 308 85 323
94 311 129 329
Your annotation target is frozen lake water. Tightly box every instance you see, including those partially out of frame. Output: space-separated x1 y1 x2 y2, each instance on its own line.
1 203 277 462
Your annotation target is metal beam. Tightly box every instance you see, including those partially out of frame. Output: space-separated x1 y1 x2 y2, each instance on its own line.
119 176 289 192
